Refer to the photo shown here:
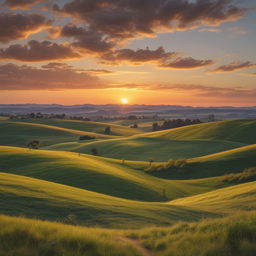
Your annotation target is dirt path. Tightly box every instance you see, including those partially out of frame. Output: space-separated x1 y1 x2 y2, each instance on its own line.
119 236 154 256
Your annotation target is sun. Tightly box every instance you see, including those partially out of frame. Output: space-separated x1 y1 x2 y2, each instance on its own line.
122 99 128 104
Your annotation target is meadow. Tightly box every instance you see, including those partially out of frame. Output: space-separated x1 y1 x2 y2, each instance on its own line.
0 118 256 255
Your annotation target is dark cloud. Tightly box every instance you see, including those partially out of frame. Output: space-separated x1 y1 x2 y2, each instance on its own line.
0 63 112 90
52 0 249 43
47 24 116 54
206 61 256 74
0 40 83 62
3 0 50 10
98 47 181 66
0 13 53 43
158 57 216 70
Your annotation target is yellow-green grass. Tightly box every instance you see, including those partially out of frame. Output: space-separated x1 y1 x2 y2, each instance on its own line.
127 211 256 256
0 116 8 120
169 181 256 213
0 146 229 202
143 119 256 144
9 118 145 136
0 214 142 256
150 144 256 179
0 122 113 147
45 136 246 162
0 172 220 229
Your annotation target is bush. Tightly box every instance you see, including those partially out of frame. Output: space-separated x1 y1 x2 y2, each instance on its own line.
130 123 138 128
91 148 99 156
221 167 256 183
104 126 111 135
27 140 41 149
79 135 96 140
145 158 187 173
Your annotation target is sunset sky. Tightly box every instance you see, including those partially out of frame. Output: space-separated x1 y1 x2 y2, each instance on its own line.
0 0 255 106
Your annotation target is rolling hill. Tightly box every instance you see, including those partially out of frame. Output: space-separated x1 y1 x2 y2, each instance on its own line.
0 146 229 202
45 136 246 162
143 119 256 144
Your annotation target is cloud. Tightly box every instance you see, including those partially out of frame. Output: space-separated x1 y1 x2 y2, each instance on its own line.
98 46 181 66
229 26 249 35
199 28 222 32
0 63 115 90
206 61 256 74
158 57 216 70
0 40 83 62
52 0 249 43
47 24 116 54
3 0 50 10
0 13 53 43
243 73 256 77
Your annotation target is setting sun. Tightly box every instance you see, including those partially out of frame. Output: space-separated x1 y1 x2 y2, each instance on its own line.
122 99 128 104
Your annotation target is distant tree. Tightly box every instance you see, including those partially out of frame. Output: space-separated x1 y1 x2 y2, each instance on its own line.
122 158 125 164
27 140 41 149
130 123 138 128
104 126 111 134
91 148 99 156
149 157 155 166
79 135 96 140
29 113 35 118
128 115 137 120
152 122 159 131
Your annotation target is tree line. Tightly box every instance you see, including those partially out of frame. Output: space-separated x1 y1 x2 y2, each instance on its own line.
152 118 203 131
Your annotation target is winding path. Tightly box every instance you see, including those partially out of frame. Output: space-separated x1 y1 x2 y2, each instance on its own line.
119 236 153 256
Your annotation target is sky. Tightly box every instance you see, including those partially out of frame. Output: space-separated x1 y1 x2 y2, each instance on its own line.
0 0 255 106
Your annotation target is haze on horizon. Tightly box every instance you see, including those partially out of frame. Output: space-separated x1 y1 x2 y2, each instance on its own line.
0 0 255 106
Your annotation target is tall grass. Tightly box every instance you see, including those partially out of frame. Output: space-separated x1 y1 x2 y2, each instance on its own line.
126 211 256 256
0 215 142 256
145 159 187 173
221 167 256 182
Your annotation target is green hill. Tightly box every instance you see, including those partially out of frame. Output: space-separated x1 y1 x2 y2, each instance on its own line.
8 118 145 136
45 137 246 162
0 146 228 202
144 119 256 144
0 122 113 147
0 172 219 229
149 144 256 179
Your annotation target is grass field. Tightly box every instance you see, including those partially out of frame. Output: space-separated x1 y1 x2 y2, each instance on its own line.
144 119 256 144
8 118 145 136
1 211 256 256
0 146 230 202
1 118 256 254
45 137 246 162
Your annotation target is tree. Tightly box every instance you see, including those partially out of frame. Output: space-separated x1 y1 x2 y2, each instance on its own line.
27 140 41 149
152 122 158 131
104 126 111 134
91 148 99 156
130 123 138 128
122 158 125 164
149 157 154 166
29 113 35 118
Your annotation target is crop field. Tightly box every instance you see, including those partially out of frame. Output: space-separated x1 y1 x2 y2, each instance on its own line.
0 118 256 255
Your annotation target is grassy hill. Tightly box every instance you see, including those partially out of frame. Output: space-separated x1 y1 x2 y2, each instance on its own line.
0 172 219 229
0 146 229 202
144 119 256 144
149 144 256 179
0 122 114 147
8 118 145 136
45 137 246 162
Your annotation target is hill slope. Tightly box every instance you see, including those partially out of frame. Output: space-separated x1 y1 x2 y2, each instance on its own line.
8 118 145 136
0 146 228 202
144 119 256 144
0 172 219 229
0 122 113 147
45 137 246 161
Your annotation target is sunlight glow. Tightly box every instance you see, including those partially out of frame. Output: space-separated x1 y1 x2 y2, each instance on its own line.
122 99 128 104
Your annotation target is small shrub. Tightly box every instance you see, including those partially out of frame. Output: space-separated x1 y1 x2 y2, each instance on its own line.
79 135 96 141
149 157 155 166
91 148 99 156
27 140 41 149
130 123 138 128
104 126 111 134
221 167 256 183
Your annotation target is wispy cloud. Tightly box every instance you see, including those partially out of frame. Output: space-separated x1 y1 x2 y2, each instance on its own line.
199 28 222 33
206 61 256 74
